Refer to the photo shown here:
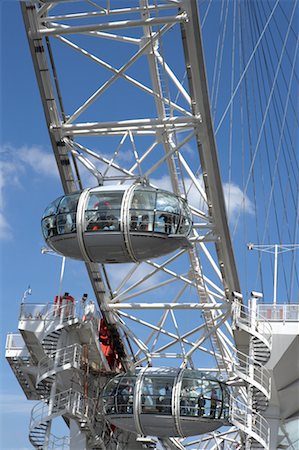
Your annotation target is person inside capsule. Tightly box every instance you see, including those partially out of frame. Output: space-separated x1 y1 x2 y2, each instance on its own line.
101 369 230 438
103 372 228 419
42 186 192 239
85 193 121 232
41 185 193 263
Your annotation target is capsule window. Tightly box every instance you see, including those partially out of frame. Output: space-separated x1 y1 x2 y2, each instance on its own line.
177 198 192 235
141 376 173 415
56 193 80 235
41 196 63 239
129 210 154 232
85 192 123 232
155 193 180 234
129 190 156 232
103 375 134 415
180 377 226 419
42 216 58 239
42 196 63 219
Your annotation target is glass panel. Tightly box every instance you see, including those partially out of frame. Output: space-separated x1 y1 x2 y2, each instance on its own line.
180 375 226 419
57 194 80 214
155 193 180 234
129 210 154 232
202 382 223 419
180 376 204 417
54 194 80 235
154 211 181 234
57 212 77 235
103 378 119 415
42 196 63 219
103 375 135 415
131 189 156 210
141 376 173 415
130 189 156 233
156 193 180 213
154 213 167 234
177 215 191 235
42 216 57 239
177 199 192 235
85 192 123 232
116 377 135 414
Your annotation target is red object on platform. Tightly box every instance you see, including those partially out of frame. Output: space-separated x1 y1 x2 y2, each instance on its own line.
99 318 118 368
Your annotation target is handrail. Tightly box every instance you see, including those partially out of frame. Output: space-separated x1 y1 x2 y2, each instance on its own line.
30 388 96 430
37 343 82 381
257 303 299 322
232 350 271 399
230 396 269 448
43 300 76 323
231 300 272 447
19 302 52 321
235 303 272 346
5 333 26 351
19 300 101 329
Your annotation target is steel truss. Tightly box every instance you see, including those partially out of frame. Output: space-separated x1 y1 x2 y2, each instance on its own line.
19 1 271 448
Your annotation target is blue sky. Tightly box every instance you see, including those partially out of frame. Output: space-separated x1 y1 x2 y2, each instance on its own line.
0 1 298 448
0 3 91 447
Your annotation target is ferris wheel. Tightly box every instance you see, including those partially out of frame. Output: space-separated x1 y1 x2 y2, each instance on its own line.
5 1 298 449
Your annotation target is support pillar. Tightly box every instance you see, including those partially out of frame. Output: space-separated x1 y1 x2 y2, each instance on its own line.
70 419 89 450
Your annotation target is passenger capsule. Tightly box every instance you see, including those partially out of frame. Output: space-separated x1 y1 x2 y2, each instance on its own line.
41 184 192 263
101 368 230 438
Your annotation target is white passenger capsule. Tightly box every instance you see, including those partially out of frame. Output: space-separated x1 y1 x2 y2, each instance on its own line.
101 368 230 438
41 184 192 263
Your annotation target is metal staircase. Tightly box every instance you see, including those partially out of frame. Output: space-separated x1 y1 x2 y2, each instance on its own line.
36 343 83 387
6 299 110 449
29 389 95 449
236 304 272 365
230 300 272 449
8 355 50 400
232 350 271 412
21 300 110 449
42 329 62 356
6 334 49 400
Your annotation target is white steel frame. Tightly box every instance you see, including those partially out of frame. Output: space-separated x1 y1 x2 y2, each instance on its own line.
19 1 270 449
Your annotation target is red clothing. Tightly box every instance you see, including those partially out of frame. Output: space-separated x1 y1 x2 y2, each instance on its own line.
99 319 117 368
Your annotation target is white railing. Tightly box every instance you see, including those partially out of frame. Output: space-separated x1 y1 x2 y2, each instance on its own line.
38 343 82 381
6 333 25 350
230 397 269 448
236 304 272 345
5 333 32 359
19 301 101 330
257 304 299 322
233 350 271 400
19 303 52 321
30 389 96 430
19 301 78 322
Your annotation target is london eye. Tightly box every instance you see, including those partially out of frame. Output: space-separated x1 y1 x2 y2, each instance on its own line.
2 1 298 449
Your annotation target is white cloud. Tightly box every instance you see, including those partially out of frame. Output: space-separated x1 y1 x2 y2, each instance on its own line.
0 212 12 240
0 144 58 240
17 145 58 178
223 182 254 221
151 174 172 191
151 174 254 225
0 160 23 209
0 144 58 182
181 142 195 156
